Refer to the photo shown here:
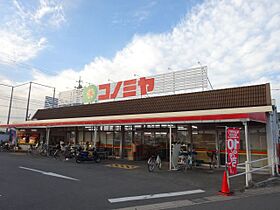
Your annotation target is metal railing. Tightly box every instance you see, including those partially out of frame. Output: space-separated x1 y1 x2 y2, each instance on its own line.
228 157 276 187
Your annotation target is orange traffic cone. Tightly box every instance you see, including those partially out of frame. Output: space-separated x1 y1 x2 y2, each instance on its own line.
219 171 233 196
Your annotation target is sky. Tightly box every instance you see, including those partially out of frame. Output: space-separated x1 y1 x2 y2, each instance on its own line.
0 0 280 123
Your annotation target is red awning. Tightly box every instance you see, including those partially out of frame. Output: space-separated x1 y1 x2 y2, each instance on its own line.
0 112 267 128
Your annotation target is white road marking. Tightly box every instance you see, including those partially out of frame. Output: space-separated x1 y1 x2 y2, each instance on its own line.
19 166 79 181
108 189 205 203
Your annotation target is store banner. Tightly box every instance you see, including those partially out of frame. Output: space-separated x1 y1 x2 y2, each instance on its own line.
226 127 240 175
8 128 17 145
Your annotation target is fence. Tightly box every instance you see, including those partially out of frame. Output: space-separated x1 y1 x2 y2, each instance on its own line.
228 157 277 188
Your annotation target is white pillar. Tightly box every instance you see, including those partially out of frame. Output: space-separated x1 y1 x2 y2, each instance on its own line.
243 121 252 187
46 127 50 156
93 126 97 147
266 113 275 176
215 129 220 168
169 125 172 171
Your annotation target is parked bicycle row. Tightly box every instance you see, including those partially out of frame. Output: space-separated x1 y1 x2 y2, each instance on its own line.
0 140 102 164
0 141 16 152
1 140 218 171
30 141 102 163
147 144 218 172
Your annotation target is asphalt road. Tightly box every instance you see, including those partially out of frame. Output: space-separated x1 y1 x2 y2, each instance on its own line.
0 152 218 210
0 152 278 210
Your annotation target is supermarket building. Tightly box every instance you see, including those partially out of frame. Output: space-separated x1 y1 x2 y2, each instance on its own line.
1 82 279 176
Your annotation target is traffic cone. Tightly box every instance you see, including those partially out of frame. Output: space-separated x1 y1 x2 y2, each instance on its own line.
219 171 233 196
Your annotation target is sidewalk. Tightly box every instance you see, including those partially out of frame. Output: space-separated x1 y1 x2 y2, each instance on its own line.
101 159 246 191
116 179 280 210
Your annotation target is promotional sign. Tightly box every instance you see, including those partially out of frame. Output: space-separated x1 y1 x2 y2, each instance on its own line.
226 127 240 175
82 66 208 104
8 128 17 145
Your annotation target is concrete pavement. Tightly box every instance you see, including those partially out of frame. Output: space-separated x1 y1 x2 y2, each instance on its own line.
0 152 277 210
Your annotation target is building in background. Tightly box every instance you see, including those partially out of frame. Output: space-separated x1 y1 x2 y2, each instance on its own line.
58 89 83 107
44 96 58 109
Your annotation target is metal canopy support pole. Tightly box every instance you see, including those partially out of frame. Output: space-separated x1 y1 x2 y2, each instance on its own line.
75 127 78 145
120 125 125 159
112 126 115 155
93 126 97 147
98 126 101 146
225 126 228 168
105 127 108 150
82 126 85 143
90 126 93 143
169 125 172 171
140 125 144 160
243 121 252 187
46 127 50 156
215 129 220 168
188 124 193 147
132 125 135 144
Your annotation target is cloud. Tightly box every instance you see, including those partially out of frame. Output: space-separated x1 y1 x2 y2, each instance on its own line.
112 1 157 26
133 1 157 23
34 0 280 94
0 30 47 63
13 0 66 27
0 0 66 123
0 0 65 64
33 0 66 27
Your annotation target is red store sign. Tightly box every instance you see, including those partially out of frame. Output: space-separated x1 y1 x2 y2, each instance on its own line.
226 127 240 175
98 77 154 101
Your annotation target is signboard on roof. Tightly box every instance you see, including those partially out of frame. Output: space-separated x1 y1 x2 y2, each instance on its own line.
82 66 208 104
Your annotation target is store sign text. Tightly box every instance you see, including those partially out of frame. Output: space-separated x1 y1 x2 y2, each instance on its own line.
83 77 154 103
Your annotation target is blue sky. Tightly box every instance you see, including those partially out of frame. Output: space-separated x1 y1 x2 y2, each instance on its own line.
0 0 201 78
0 0 280 123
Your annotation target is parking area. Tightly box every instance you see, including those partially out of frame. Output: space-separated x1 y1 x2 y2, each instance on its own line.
1 151 272 210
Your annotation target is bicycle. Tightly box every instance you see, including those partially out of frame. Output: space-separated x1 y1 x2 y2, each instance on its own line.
53 148 66 160
207 150 217 169
147 154 162 172
27 143 48 157
177 151 193 171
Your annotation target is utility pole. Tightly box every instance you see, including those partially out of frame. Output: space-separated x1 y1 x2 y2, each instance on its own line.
25 82 32 121
7 86 14 125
